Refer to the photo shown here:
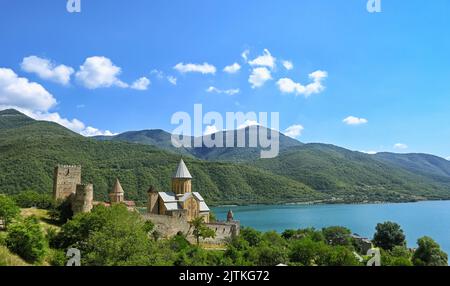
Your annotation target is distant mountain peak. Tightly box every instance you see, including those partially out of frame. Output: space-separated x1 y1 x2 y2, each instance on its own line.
0 108 28 117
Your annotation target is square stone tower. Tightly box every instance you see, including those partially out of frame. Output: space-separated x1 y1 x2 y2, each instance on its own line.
53 165 82 201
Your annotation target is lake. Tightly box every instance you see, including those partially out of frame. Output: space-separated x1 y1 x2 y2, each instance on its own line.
213 200 450 255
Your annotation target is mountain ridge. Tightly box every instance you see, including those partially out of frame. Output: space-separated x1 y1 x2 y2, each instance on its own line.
2 108 450 205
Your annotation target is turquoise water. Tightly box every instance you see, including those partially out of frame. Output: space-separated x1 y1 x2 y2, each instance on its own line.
213 201 450 255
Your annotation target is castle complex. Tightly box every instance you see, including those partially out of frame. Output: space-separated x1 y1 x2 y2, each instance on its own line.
53 159 239 244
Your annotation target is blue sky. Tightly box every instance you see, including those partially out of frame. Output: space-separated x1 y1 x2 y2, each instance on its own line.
0 0 449 158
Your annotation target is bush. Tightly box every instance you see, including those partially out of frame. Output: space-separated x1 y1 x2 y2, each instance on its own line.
6 216 47 263
48 199 73 224
413 236 448 266
53 204 154 266
0 195 21 230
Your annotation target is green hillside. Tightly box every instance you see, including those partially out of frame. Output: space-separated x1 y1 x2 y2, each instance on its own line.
374 152 450 182
0 109 321 205
2 109 450 205
253 144 450 202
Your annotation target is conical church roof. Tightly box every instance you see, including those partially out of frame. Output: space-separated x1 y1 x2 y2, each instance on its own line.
173 159 192 179
112 178 124 194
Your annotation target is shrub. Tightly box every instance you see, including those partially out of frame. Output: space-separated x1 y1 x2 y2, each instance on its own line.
6 216 47 263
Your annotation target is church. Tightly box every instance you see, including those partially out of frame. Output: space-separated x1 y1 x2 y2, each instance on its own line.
147 159 211 223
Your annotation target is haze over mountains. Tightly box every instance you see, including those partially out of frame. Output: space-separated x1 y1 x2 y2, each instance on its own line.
2 108 450 205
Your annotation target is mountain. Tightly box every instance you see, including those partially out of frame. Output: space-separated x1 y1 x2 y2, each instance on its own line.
374 152 450 182
94 126 303 162
0 109 321 205
253 144 450 202
2 108 450 205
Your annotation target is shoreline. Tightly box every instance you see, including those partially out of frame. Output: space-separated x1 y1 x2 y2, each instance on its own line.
212 198 450 209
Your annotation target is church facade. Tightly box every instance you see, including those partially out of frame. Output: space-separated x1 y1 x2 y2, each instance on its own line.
147 159 210 223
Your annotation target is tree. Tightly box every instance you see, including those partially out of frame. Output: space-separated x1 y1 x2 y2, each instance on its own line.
373 221 406 251
6 216 47 263
52 204 155 266
289 238 326 266
13 191 53 209
319 246 361 266
322 226 352 246
240 227 262 247
413 236 448 266
0 195 20 230
190 217 215 245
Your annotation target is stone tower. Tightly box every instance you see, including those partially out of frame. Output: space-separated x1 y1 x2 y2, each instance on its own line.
109 178 125 203
172 159 192 196
53 165 82 201
71 184 94 214
147 186 159 214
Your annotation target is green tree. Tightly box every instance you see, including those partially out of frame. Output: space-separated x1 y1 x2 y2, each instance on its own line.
413 236 448 266
319 246 361 266
190 217 216 245
48 199 73 224
13 191 53 209
52 204 155 266
373 221 406 251
6 216 47 263
289 238 326 266
322 226 352 246
0 195 20 230
240 227 262 247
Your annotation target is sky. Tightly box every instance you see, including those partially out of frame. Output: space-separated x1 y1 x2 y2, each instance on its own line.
0 0 449 158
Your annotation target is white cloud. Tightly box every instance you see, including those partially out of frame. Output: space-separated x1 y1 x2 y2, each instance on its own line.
446 156 450 161
249 67 272 88
362 150 378 155
80 126 116 137
282 60 294 71
131 77 150 90
241 50 250 62
277 70 328 97
237 120 260 130
167 75 177 85
249 49 276 69
206 86 240 95
150 69 164 79
343 116 368 125
0 67 115 136
284 124 304 138
0 68 56 111
75 56 128 89
174 62 216 74
223 63 241 74
394 143 408 150
21 56 74 85
203 125 220 136
0 105 115 137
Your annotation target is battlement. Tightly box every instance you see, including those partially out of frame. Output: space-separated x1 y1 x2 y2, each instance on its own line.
57 164 82 168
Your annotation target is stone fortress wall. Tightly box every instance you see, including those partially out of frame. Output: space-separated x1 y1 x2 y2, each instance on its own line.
53 163 240 244
143 212 240 245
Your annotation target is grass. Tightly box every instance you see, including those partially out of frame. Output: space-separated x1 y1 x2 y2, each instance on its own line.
0 245 30 266
20 208 60 232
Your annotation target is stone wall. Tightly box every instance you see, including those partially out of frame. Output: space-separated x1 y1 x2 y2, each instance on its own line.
143 213 240 244
71 184 94 215
53 165 81 201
